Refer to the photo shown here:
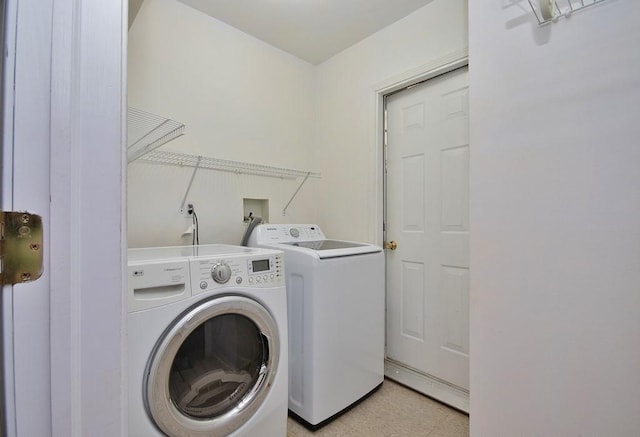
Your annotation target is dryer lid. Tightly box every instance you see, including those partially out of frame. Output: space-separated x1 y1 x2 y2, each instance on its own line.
248 224 382 258
282 239 381 258
282 239 365 250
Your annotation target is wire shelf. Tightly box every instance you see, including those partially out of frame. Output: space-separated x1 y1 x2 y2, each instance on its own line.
127 107 185 162
527 0 609 25
137 150 321 180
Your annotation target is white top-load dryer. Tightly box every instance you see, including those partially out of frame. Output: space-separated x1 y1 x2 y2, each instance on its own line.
247 224 384 428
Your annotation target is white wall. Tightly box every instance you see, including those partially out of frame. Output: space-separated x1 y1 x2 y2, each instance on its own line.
469 2 640 435
127 0 318 247
128 0 468 248
314 0 468 242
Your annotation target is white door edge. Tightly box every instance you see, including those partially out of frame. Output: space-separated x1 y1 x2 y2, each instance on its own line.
1 0 18 434
3 0 53 435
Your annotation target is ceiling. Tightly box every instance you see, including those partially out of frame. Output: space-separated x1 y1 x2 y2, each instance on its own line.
132 0 433 65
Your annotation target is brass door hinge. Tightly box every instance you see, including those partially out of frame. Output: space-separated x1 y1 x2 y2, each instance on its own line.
0 212 43 285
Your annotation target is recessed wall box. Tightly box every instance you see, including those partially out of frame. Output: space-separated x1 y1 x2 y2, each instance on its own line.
243 198 268 223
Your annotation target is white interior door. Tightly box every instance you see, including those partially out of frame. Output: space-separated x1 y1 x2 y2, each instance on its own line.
385 66 469 392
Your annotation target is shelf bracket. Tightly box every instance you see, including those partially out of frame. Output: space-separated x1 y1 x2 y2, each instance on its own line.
282 172 311 216
179 156 202 214
127 108 185 163
527 0 609 25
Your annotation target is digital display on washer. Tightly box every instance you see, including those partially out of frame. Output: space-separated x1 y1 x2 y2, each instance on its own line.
252 259 270 273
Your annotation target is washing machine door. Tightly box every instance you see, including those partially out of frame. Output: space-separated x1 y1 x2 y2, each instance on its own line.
145 295 280 437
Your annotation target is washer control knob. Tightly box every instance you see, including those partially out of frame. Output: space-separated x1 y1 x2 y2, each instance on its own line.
289 228 300 238
211 262 232 284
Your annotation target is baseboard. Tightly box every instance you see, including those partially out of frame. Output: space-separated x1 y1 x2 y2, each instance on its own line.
384 359 469 414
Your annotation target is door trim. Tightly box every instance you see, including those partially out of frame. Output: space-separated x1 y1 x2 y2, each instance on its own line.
49 1 127 435
371 50 469 411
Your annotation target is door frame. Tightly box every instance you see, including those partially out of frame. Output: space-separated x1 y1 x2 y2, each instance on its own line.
49 1 127 436
370 50 469 412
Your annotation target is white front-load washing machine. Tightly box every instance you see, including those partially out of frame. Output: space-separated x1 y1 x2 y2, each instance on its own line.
247 224 384 428
127 244 287 437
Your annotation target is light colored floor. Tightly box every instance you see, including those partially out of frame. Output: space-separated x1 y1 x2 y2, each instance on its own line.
286 379 469 437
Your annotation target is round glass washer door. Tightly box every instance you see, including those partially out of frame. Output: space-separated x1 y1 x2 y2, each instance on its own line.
145 295 280 437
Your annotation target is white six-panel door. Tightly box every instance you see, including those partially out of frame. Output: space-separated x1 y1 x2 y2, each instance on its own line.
385 66 469 391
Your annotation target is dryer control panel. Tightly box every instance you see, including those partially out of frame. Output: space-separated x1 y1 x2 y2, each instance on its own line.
249 224 326 244
190 253 284 294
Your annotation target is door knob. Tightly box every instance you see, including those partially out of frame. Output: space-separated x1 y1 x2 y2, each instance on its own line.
384 241 398 250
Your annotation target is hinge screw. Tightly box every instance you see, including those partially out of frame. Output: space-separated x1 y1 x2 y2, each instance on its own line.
30 243 40 251
21 272 31 282
20 214 30 224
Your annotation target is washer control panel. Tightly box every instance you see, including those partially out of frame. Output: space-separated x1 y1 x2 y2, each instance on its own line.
190 252 284 294
211 262 232 284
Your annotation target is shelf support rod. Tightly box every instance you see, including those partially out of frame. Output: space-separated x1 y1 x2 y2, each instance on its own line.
282 172 311 216
179 156 202 213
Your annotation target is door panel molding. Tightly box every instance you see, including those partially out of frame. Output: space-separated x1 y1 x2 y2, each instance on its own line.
370 49 469 246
